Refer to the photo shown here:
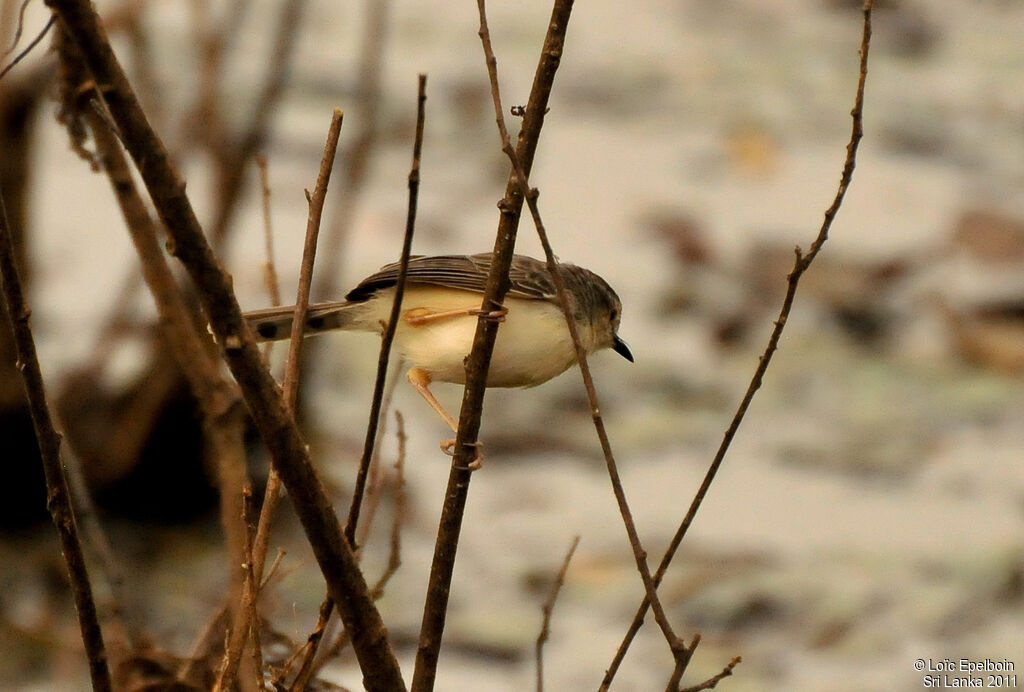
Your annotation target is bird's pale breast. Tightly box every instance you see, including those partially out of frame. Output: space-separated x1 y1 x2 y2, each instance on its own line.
385 288 583 387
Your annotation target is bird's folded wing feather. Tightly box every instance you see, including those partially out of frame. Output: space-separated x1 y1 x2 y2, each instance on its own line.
345 253 558 302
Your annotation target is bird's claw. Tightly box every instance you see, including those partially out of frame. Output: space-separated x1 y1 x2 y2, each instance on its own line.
440 438 484 470
469 306 508 323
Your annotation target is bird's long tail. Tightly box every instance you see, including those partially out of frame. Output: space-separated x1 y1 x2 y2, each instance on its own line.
243 301 356 342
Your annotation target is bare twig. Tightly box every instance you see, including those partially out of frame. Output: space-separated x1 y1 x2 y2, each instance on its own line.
241 489 266 692
410 3 575 690
0 15 54 82
345 73 426 544
600 2 874 687
535 536 579 692
677 656 742 692
2 0 31 55
45 2 404 688
283 108 344 409
284 597 334 691
251 152 283 577
0 189 112 691
62 26 257 676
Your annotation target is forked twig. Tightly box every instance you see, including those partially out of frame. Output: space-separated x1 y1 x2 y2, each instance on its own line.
677 656 742 692
601 2 875 688
0 190 112 691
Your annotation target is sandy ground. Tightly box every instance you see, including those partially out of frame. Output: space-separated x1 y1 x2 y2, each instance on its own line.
3 0 1023 690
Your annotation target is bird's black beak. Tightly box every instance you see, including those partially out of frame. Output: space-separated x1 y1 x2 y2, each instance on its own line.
613 335 634 362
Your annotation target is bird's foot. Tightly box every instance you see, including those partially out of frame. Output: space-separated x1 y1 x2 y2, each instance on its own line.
440 438 485 470
468 305 508 323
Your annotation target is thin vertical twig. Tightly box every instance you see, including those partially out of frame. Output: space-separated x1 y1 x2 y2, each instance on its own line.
0 189 112 691
61 444 137 648
600 2 874 687
282 108 344 409
45 2 404 688
345 73 427 544
535 536 579 692
353 360 403 550
410 3 575 690
286 598 334 691
240 489 266 692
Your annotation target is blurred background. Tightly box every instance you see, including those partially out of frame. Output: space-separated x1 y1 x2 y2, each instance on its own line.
1 0 1022 689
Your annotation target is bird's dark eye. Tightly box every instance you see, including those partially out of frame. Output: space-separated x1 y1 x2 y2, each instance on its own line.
609 308 619 322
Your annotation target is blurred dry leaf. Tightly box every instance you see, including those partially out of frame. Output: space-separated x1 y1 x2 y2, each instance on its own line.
952 210 1024 263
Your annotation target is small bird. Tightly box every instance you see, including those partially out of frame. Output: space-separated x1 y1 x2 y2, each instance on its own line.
244 253 633 459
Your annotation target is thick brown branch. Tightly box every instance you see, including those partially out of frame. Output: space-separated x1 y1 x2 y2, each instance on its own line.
410 3 575 691
44 2 404 689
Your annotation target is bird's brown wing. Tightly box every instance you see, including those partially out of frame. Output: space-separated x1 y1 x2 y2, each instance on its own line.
345 253 557 302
